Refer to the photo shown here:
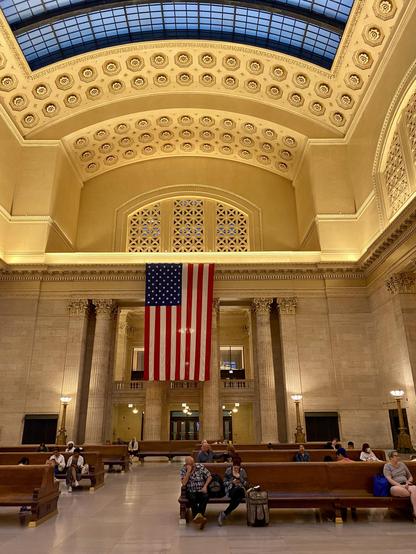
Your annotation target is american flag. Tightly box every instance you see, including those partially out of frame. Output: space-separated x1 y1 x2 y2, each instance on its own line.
144 263 215 381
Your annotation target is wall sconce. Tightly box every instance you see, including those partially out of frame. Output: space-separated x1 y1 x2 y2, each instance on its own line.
291 394 305 443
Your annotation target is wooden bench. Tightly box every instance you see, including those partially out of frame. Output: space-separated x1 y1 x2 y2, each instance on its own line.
179 461 416 524
0 464 60 527
137 440 196 462
0 452 105 491
81 445 129 472
191 449 386 462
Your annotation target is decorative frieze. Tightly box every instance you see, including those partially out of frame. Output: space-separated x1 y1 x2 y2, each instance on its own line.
277 297 297 315
386 272 416 294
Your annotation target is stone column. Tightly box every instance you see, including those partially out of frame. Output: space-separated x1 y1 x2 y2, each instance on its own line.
84 300 115 444
113 310 129 382
62 299 90 443
144 382 164 440
252 298 278 443
277 297 303 442
202 298 221 440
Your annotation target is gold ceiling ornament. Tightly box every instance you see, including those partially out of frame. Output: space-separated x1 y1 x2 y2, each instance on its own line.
63 108 306 180
0 0 406 139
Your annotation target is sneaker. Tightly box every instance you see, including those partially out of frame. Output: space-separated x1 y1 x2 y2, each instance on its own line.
67 486 72 492
217 511 227 526
199 516 208 530
74 481 79 488
193 513 204 524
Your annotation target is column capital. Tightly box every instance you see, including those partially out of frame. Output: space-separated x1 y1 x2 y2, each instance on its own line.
251 297 273 314
93 299 116 317
213 297 221 314
386 272 416 295
277 297 298 315
67 299 89 317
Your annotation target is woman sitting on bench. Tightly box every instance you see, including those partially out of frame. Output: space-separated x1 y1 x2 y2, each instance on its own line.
384 450 416 518
218 456 248 526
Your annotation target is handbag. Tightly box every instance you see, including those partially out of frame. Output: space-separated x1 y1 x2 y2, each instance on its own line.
373 474 390 497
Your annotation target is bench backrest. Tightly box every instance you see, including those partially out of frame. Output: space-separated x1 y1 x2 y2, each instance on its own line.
0 451 104 472
192 449 386 462
203 461 416 494
81 445 128 458
0 464 57 496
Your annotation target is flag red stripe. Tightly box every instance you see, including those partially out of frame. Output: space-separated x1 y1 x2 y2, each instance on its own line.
154 308 160 381
194 264 204 381
184 264 194 381
165 306 171 380
204 264 215 380
175 306 182 381
144 306 150 380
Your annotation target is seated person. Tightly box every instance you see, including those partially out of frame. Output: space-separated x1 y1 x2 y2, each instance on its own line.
324 438 339 450
359 442 380 462
347 441 355 449
294 444 310 462
196 439 224 463
65 440 75 453
384 450 416 518
180 456 212 529
218 456 248 526
66 448 85 492
323 455 334 462
48 449 66 475
37 442 49 452
336 447 353 463
128 437 139 457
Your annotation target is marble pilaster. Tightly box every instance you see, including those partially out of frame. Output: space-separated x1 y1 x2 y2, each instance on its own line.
202 298 221 440
252 297 278 443
85 299 115 443
144 382 164 440
277 297 304 442
61 299 89 443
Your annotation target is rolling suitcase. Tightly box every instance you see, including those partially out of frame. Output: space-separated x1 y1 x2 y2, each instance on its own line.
246 488 269 526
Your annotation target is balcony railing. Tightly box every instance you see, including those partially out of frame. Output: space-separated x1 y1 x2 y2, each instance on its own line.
114 380 144 391
169 381 200 389
222 379 255 390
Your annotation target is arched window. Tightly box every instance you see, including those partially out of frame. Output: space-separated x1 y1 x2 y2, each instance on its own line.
127 197 249 252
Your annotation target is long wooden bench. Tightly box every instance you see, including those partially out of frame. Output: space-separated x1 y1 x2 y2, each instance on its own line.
137 440 197 462
191 449 386 462
80 445 129 472
0 452 105 491
0 465 60 527
179 461 416 524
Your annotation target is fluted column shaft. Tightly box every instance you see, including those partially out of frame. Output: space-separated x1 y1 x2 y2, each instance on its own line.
277 297 303 442
62 299 89 442
202 298 221 440
253 298 278 443
85 300 115 444
144 382 164 440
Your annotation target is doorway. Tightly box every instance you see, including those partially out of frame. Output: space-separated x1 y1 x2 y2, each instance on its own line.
305 412 340 442
170 411 200 440
223 415 233 442
22 414 58 444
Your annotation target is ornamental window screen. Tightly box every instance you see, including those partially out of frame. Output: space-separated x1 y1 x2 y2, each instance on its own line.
126 197 249 252
384 132 411 216
216 203 248 252
172 199 205 252
405 92 416 164
127 203 161 252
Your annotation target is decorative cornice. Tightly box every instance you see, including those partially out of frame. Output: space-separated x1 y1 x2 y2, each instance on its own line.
386 272 416 294
252 297 273 314
67 298 89 316
277 297 298 315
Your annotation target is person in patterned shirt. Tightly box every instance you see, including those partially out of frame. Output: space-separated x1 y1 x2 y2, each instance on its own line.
180 456 212 529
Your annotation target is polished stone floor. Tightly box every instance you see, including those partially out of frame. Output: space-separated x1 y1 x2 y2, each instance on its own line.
1 461 416 553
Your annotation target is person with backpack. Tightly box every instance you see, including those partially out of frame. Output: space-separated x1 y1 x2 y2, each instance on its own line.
217 456 248 526
180 456 212 529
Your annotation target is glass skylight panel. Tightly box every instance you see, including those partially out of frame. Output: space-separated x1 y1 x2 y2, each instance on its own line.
1 1 355 69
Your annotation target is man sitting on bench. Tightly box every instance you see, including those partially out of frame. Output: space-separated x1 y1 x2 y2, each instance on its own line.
47 449 66 476
180 456 212 530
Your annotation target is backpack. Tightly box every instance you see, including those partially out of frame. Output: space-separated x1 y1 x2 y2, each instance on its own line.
208 473 225 498
373 474 390 497
246 488 269 526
